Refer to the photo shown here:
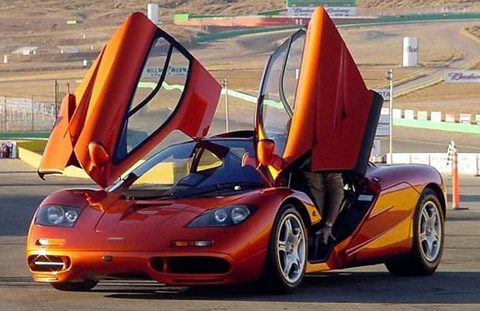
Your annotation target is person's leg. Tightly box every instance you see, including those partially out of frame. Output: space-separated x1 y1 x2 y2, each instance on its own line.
302 171 325 215
324 173 344 224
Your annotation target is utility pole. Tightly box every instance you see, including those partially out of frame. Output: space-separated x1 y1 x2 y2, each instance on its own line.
31 95 35 132
54 80 59 116
3 96 6 132
223 78 229 132
386 69 394 162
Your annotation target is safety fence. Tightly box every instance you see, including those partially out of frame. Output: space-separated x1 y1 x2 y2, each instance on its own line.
0 96 56 133
388 153 480 175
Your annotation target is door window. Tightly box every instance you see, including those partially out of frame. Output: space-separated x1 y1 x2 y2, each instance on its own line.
116 34 191 160
259 30 305 156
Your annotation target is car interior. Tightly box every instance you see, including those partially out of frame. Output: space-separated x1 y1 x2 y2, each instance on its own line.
287 169 375 262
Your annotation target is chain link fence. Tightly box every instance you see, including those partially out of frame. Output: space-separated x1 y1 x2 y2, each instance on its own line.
0 95 57 133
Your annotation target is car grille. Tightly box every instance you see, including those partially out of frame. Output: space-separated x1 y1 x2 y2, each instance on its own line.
151 256 230 274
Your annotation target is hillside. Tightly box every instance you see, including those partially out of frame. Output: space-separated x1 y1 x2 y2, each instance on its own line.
0 0 479 76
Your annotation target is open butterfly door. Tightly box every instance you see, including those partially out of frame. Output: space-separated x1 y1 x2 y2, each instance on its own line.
256 6 383 178
39 13 221 188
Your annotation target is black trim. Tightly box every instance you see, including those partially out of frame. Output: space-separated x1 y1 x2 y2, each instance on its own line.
351 91 383 175
256 29 306 158
278 35 294 118
112 27 195 165
279 30 306 114
128 44 173 117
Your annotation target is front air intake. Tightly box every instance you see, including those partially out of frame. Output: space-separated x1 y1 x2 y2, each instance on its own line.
28 255 70 272
151 256 230 274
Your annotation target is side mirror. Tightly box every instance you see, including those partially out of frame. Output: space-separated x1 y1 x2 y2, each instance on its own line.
88 142 110 168
257 139 275 167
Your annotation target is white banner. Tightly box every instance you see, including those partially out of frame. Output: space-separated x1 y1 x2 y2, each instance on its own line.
143 66 188 78
376 111 390 137
445 70 480 83
393 109 402 119
404 109 415 120
445 113 455 123
325 6 356 17
417 111 428 121
459 113 472 124
287 6 356 17
374 88 390 101
431 111 442 122
390 153 480 175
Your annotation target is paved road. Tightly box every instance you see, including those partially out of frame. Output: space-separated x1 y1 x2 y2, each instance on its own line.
393 21 480 95
1 159 479 310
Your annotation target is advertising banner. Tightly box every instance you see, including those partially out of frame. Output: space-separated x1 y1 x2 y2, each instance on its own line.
459 113 472 124
374 88 390 101
417 111 428 121
143 66 188 78
287 6 356 17
431 111 442 122
445 113 456 122
445 70 480 83
404 109 415 120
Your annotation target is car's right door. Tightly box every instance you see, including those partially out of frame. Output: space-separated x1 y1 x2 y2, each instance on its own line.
255 6 383 180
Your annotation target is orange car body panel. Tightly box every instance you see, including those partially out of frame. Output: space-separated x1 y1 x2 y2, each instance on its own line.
39 13 221 188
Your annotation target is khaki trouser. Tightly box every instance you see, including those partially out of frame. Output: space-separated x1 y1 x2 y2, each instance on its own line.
303 171 344 216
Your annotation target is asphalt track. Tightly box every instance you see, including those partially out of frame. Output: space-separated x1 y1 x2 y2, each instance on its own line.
1 158 479 311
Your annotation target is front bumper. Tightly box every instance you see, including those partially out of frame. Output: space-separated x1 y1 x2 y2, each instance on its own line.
26 248 266 286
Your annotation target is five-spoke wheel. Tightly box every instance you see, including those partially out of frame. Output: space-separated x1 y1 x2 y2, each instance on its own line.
276 214 306 284
262 204 307 293
419 201 442 262
386 188 444 276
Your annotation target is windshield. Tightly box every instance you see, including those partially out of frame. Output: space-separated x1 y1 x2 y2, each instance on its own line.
111 139 266 199
259 30 305 156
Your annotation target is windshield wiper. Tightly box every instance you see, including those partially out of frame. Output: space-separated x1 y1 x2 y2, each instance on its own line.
121 189 174 200
178 182 264 199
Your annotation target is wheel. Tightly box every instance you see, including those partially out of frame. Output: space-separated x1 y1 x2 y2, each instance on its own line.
261 204 307 294
51 280 98 291
385 188 444 276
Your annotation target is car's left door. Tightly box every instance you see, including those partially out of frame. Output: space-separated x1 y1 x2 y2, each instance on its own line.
39 13 221 187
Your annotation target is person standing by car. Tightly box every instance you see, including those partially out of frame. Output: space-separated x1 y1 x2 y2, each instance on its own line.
303 171 344 244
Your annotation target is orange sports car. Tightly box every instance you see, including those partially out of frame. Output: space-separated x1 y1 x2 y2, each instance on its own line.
27 7 446 293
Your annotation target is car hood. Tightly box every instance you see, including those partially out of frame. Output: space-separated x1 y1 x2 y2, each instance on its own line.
35 188 265 252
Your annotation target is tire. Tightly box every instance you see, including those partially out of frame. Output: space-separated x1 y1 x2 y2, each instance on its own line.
51 280 98 291
385 188 444 276
261 204 307 294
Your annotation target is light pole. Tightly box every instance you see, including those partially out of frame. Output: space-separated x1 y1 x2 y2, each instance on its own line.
386 69 394 162
223 78 229 132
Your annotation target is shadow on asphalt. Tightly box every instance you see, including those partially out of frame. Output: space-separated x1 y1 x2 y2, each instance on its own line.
447 193 480 204
0 195 49 236
99 271 480 304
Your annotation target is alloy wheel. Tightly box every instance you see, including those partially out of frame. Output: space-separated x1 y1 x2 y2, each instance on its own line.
276 214 306 284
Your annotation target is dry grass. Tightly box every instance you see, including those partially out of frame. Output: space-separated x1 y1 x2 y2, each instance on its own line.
466 25 480 39
0 1 480 113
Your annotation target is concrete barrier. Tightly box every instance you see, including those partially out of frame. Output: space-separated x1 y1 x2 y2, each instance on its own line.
388 152 480 175
16 139 90 179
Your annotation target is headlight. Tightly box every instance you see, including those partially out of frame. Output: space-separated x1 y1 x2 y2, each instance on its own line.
36 205 82 227
187 205 256 228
